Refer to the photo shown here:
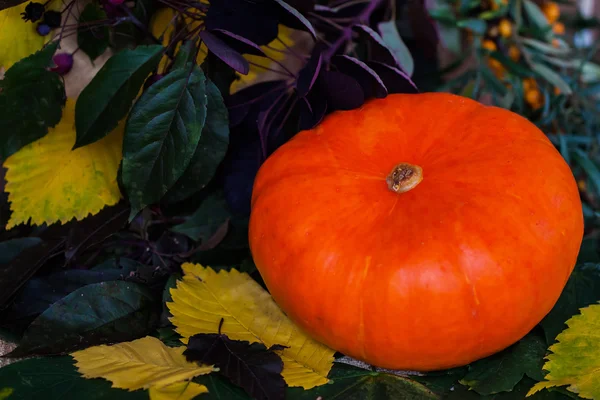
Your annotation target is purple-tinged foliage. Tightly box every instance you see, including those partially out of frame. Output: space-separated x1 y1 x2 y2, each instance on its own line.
200 30 250 75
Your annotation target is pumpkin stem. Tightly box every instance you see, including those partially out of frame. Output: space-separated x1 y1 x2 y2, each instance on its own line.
386 163 423 194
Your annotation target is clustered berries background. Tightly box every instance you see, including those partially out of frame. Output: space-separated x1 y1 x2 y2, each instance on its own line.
0 0 600 399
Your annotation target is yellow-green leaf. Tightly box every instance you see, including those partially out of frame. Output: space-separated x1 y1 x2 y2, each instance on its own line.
0 388 13 400
167 263 335 389
72 336 216 392
3 98 123 229
0 1 60 70
149 381 209 400
528 303 600 399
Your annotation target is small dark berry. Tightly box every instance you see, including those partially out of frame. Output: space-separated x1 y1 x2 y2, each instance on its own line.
50 53 74 75
20 2 45 22
108 0 125 4
144 74 164 90
36 23 51 36
42 10 62 29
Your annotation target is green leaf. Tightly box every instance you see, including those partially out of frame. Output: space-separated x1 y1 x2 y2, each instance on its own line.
287 364 439 399
540 264 600 344
163 78 230 203
0 42 65 159
122 65 208 218
171 192 232 241
0 356 147 400
457 18 487 34
78 3 110 62
521 38 570 56
193 374 251 400
489 51 533 77
480 66 508 96
0 388 12 400
172 40 196 71
523 0 551 32
412 367 468 396
529 303 600 399
74 44 164 148
447 377 572 399
531 63 572 95
573 149 600 194
6 281 159 357
459 333 547 395
378 21 414 76
0 237 42 264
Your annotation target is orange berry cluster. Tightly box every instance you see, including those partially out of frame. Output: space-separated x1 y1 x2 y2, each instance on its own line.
481 1 564 110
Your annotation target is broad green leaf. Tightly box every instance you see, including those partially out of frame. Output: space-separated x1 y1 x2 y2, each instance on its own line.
149 381 209 400
171 192 231 242
7 281 159 356
287 364 438 399
378 21 414 76
0 237 42 264
528 303 600 399
0 356 147 400
0 41 65 159
193 374 251 400
460 333 547 395
447 377 572 399
412 367 468 396
72 336 214 391
164 79 230 203
122 65 208 218
75 44 164 148
167 263 335 389
540 264 600 344
531 63 572 95
78 3 110 61
3 99 123 229
0 1 59 69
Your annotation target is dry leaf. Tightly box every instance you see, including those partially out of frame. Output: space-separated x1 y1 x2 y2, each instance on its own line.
0 1 60 70
3 98 123 229
528 303 600 399
149 381 209 400
72 336 215 392
167 263 335 389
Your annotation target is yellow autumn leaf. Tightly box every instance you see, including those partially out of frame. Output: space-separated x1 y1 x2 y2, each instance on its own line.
528 303 600 399
230 25 296 94
149 381 208 400
167 263 335 389
3 98 123 229
72 336 215 393
0 1 61 70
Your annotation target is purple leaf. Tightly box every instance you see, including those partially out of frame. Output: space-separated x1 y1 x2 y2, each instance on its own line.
313 0 370 18
227 80 288 126
367 61 419 94
295 47 323 97
333 54 387 98
211 29 266 57
200 30 249 75
297 88 328 130
354 24 400 68
319 70 365 111
273 0 316 39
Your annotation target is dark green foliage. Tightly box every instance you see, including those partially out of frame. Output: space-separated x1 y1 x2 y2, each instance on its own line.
78 3 110 62
0 42 65 159
75 45 164 148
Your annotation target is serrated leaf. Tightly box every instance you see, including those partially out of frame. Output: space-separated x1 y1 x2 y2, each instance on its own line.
0 2 58 69
460 333 547 395
78 3 110 62
164 79 229 203
185 333 285 400
378 21 414 76
171 192 231 241
0 237 42 264
0 356 148 400
287 364 438 399
540 264 600 344
123 65 208 218
528 303 600 399
149 381 209 400
167 263 335 389
7 281 159 357
2 98 123 229
75 44 164 148
531 63 572 95
0 41 65 159
72 336 215 392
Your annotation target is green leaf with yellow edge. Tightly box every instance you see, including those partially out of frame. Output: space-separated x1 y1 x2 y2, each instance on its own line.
528 303 600 399
149 381 209 400
72 336 215 393
3 98 123 229
0 388 12 400
167 263 335 389
0 1 60 69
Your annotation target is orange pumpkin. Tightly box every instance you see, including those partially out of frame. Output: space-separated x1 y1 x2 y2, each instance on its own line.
248 92 583 371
